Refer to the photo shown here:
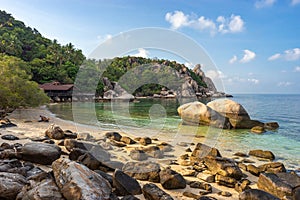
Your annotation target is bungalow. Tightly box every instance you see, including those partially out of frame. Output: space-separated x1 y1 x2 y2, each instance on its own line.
39 81 73 102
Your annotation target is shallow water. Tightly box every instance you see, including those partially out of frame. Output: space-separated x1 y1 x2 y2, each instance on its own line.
48 94 300 170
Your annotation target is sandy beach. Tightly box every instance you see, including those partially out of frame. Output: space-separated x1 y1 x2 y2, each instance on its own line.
1 106 282 199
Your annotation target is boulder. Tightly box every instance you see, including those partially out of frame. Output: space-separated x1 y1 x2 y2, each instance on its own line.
249 149 275 160
121 136 136 144
197 172 215 183
207 99 264 129
20 142 61 165
159 168 186 189
17 178 64 200
251 126 266 134
203 156 243 180
129 150 148 161
122 161 161 183
239 189 280 200
247 164 260 176
191 143 221 160
257 172 300 199
52 158 112 200
258 162 286 173
215 174 237 188
177 101 231 129
142 183 173 200
264 122 279 130
0 172 27 199
189 181 212 192
45 124 65 140
113 169 142 196
1 134 19 140
139 137 152 146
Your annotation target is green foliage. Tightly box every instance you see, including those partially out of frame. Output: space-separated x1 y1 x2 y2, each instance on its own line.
0 54 49 115
0 10 85 84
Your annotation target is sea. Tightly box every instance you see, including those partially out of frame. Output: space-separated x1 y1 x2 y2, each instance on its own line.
48 94 300 170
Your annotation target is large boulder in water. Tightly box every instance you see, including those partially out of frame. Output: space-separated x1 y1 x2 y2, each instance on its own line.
207 99 263 129
177 101 231 129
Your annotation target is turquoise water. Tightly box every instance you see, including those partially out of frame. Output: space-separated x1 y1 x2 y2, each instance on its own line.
48 94 300 170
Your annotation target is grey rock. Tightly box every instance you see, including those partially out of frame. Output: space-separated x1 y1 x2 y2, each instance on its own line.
130 150 148 161
105 131 122 141
45 124 65 140
52 158 112 200
239 189 280 200
159 168 186 189
20 142 61 165
113 169 142 196
142 183 173 200
1 134 19 140
0 172 27 200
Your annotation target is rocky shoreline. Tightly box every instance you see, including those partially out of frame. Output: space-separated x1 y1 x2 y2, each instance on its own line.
0 108 299 200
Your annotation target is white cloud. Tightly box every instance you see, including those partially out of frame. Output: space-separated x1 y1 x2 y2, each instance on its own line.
268 53 281 61
291 0 300 5
132 48 150 58
165 11 245 35
229 55 238 64
240 49 256 63
255 0 276 8
278 81 292 87
97 34 112 43
284 48 300 61
184 62 194 68
294 66 300 72
269 48 300 61
217 15 244 33
248 78 260 84
206 70 226 79
165 11 189 29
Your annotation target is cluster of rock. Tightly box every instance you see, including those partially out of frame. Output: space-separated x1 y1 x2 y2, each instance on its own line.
178 98 279 131
100 63 230 100
0 123 299 200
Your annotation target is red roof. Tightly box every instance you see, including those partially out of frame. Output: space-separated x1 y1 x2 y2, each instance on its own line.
39 82 74 91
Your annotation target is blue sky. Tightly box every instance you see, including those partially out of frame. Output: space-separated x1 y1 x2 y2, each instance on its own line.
1 0 300 94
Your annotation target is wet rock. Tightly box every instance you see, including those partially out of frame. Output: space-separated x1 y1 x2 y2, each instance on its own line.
239 189 280 200
20 142 61 165
122 161 161 183
251 126 266 134
249 149 275 160
105 131 122 141
113 169 142 196
203 156 243 180
159 168 186 189
1 134 19 140
52 158 112 200
191 143 222 161
142 183 173 200
121 136 136 144
264 122 279 130
130 149 148 161
215 174 237 188
17 178 64 200
139 137 152 146
45 124 65 140
257 172 300 199
178 101 231 129
0 172 27 199
258 162 286 173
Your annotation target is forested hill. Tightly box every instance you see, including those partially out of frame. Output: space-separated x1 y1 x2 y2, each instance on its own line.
0 10 85 84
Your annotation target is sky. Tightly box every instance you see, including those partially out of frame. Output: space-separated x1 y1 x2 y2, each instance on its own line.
1 0 300 94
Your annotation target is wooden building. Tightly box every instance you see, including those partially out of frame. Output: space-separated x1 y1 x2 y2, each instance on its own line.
39 81 73 102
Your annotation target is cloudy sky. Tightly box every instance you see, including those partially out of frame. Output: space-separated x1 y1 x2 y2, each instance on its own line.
1 0 300 94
